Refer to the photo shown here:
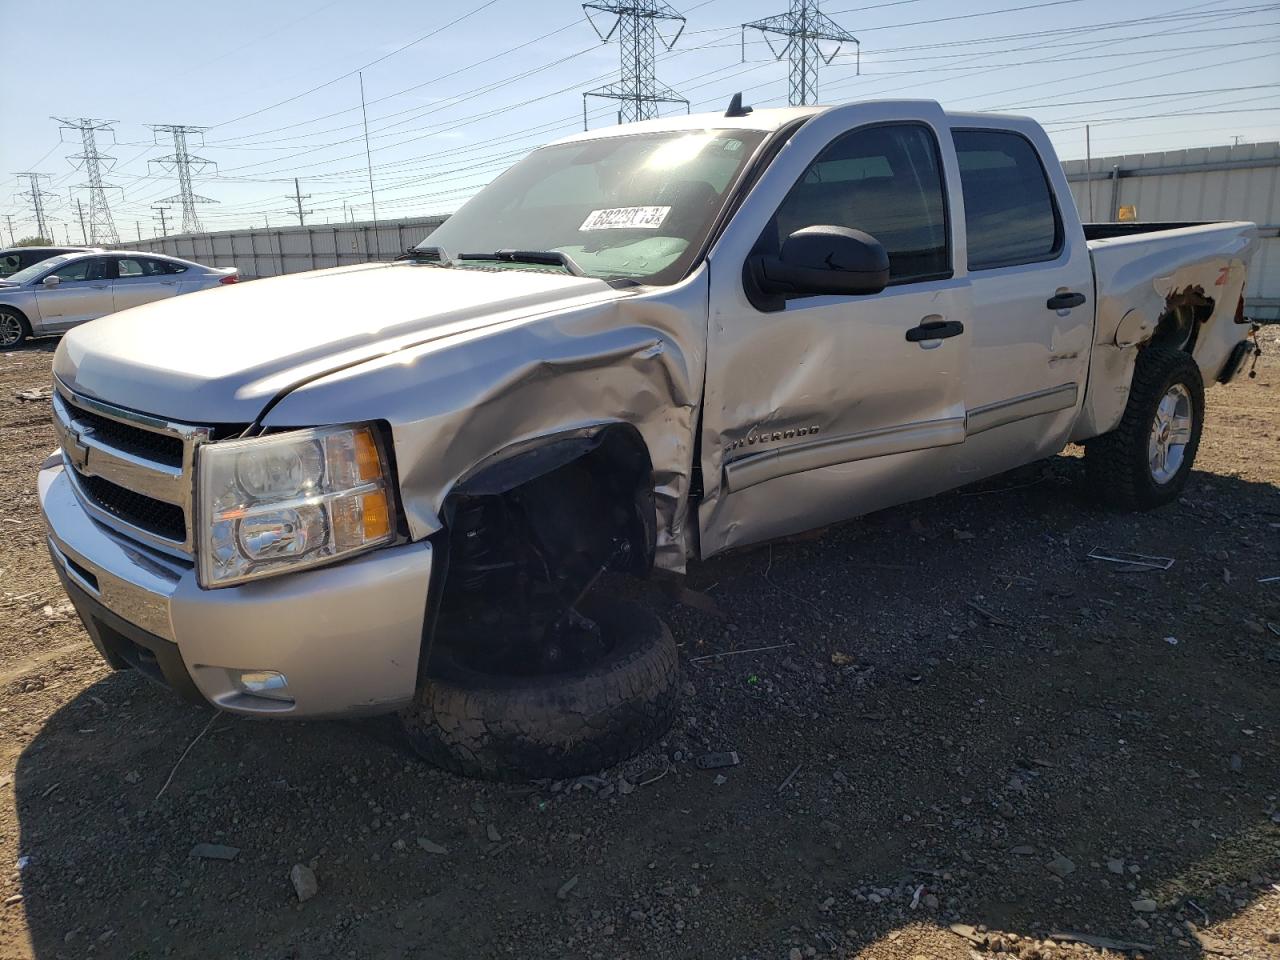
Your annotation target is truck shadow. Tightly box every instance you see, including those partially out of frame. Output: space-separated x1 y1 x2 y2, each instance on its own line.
10 459 1279 958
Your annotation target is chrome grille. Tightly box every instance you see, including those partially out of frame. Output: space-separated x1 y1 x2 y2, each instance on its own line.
52 379 211 557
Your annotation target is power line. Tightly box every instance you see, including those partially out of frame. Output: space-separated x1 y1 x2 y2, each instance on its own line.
208 0 503 131
583 1 690 126
54 117 121 245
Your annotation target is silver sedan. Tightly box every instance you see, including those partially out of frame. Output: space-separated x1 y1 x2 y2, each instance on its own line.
0 251 238 348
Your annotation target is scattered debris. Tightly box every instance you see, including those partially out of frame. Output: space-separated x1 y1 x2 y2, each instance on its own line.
965 599 1011 627
712 774 727 786
189 843 239 861
688 642 794 663
948 923 986 947
777 762 803 794
1256 575 1279 584
556 875 579 900
15 387 52 402
1088 547 1175 570
1050 931 1155 953
155 711 220 800
1164 636 1179 645
416 838 448 855
289 863 318 903
695 751 740 770
830 651 855 666
1044 854 1076 877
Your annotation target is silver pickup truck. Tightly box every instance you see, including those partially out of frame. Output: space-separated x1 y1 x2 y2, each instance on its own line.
38 99 1257 780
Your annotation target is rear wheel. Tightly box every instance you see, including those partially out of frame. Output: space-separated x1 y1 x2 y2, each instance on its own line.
1084 346 1204 509
0 309 30 349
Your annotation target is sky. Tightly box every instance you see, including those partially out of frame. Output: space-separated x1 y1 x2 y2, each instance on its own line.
1 0 1278 244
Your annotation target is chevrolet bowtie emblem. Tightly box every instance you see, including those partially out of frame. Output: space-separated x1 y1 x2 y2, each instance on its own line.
64 427 91 472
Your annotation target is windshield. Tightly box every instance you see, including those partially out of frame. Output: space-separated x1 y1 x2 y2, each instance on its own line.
416 129 768 284
7 254 74 285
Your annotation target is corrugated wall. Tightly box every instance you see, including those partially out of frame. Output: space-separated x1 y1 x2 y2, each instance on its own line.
118 216 448 279
1062 142 1280 320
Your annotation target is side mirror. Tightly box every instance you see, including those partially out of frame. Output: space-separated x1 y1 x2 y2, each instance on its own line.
41 274 61 288
746 226 890 311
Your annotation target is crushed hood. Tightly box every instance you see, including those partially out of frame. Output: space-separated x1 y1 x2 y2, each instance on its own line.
53 261 618 423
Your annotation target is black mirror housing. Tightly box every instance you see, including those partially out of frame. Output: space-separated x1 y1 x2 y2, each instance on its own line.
746 226 890 311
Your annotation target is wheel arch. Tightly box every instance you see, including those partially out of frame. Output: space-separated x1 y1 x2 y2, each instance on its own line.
0 302 34 341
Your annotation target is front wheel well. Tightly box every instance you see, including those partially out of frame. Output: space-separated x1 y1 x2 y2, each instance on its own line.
425 426 658 677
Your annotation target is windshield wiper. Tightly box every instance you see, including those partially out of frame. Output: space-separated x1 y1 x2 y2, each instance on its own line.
456 249 585 277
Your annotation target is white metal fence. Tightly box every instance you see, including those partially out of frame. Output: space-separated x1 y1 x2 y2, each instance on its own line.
118 216 448 279
1062 141 1280 320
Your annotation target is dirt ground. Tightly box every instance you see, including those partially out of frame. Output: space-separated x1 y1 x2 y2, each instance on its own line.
0 336 1277 960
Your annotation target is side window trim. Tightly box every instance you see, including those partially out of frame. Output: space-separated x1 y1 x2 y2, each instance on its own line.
953 126 1065 272
764 120 954 290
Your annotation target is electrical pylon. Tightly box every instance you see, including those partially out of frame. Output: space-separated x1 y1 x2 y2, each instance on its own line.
743 0 859 106
14 172 57 241
148 124 217 235
582 1 688 128
53 117 121 245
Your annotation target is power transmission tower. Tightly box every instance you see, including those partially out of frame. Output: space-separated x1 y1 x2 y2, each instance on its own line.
14 172 56 241
743 0 859 106
54 117 122 245
582 1 688 128
151 205 172 238
286 178 312 226
148 124 217 235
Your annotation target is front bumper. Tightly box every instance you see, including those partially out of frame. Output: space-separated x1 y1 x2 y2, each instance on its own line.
38 457 433 717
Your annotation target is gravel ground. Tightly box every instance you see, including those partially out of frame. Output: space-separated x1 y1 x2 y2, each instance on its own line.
1 337 1278 960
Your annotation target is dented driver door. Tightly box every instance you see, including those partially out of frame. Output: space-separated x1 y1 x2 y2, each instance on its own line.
697 102 973 558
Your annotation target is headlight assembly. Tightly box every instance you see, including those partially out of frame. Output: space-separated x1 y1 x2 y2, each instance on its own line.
197 424 396 588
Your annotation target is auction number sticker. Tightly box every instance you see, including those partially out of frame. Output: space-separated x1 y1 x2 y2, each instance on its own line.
579 206 671 231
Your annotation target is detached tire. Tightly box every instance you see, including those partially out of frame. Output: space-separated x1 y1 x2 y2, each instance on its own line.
1084 345 1205 510
400 596 679 781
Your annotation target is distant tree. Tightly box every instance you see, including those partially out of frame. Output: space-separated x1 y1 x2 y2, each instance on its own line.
13 236 53 247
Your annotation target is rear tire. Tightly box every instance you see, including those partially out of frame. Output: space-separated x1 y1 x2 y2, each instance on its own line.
0 309 30 349
1083 346 1204 510
400 595 679 781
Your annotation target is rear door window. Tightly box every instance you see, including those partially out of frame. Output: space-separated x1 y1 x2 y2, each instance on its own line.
954 129 1062 270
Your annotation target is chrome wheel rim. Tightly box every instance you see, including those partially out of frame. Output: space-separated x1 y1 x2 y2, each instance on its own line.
0 313 21 348
1148 383 1193 484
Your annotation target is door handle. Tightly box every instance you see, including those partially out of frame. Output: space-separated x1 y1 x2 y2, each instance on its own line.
905 319 965 343
1047 291 1086 310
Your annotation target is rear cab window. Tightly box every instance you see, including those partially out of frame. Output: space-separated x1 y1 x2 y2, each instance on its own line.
765 123 951 284
954 129 1062 270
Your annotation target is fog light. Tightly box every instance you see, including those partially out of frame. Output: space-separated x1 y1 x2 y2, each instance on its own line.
233 670 292 702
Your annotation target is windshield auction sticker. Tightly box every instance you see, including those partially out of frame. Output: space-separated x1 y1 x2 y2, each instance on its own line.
579 206 672 231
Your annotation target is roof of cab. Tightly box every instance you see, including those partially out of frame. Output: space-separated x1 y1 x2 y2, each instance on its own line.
551 99 1040 146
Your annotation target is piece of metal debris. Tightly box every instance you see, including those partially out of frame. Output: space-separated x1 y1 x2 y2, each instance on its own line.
189 843 239 861
688 642 794 663
1088 547 1175 570
695 751 740 770
556 875 579 900
777 762 803 794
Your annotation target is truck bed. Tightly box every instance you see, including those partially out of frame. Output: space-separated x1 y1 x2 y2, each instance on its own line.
1083 221 1212 241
